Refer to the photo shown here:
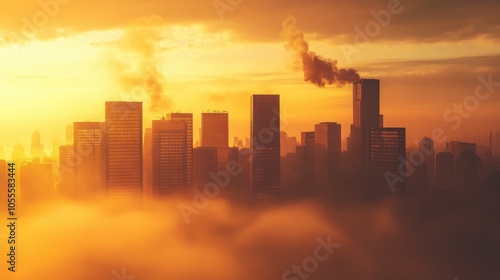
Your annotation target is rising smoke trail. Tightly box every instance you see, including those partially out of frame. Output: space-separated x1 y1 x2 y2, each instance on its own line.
281 15 360 88
109 16 171 112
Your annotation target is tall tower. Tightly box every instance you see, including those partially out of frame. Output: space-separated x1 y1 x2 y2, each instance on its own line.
201 112 229 170
250 95 281 198
348 79 381 174
166 113 193 187
104 101 143 200
74 122 104 199
31 130 44 159
152 119 187 196
314 122 342 191
419 137 435 186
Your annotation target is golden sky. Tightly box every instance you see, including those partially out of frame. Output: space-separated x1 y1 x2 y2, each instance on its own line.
1 0 499 158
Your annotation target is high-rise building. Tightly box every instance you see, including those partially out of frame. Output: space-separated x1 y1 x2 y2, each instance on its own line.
152 119 187 196
31 130 44 159
419 137 435 186
450 141 480 189
20 162 54 207
193 147 218 186
74 122 104 199
166 113 193 187
436 152 454 188
348 79 381 174
369 127 406 193
143 128 153 199
314 123 341 190
104 101 143 200
301 131 315 186
58 145 75 198
250 95 281 198
201 112 229 170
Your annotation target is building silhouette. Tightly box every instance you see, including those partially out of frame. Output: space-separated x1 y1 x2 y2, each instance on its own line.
450 141 480 189
74 122 104 199
193 147 218 186
104 101 143 200
20 161 54 207
58 144 75 198
300 131 315 187
419 137 436 186
166 113 193 187
143 128 153 199
369 127 406 193
250 94 281 198
201 112 229 170
314 122 341 191
347 79 381 175
152 119 187 196
31 130 44 159
436 152 454 188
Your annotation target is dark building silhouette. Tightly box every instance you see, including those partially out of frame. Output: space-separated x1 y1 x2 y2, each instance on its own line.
450 141 480 189
369 127 406 193
229 147 240 163
152 119 187 196
250 94 281 198
104 101 143 200
436 152 454 188
193 147 217 186
418 137 435 188
301 131 315 187
58 144 75 198
314 123 341 191
166 113 193 187
201 112 229 170
143 128 153 199
348 79 381 175
74 122 104 199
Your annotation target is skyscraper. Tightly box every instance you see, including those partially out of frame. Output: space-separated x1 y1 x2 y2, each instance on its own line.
58 144 75 198
348 79 381 174
450 141 480 189
152 119 187 196
301 131 315 186
31 130 44 159
166 113 193 187
143 128 153 199
369 127 406 193
314 123 341 191
74 122 104 199
419 137 435 186
193 147 218 186
250 94 281 198
104 101 143 200
201 112 229 170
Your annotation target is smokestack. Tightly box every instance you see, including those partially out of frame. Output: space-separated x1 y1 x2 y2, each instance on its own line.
109 16 171 113
281 15 360 88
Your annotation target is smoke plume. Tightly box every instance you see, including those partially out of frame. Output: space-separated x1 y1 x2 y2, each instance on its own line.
281 15 360 88
109 16 171 112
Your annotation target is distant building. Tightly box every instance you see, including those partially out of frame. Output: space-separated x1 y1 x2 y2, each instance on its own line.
143 128 153 199
314 123 341 191
58 145 75 198
450 142 480 189
193 147 218 186
250 95 281 198
301 131 315 186
201 112 229 170
152 119 187 196
369 127 406 193
104 101 143 200
436 152 454 188
166 113 193 187
31 130 44 159
20 162 54 207
419 137 435 186
74 122 104 199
